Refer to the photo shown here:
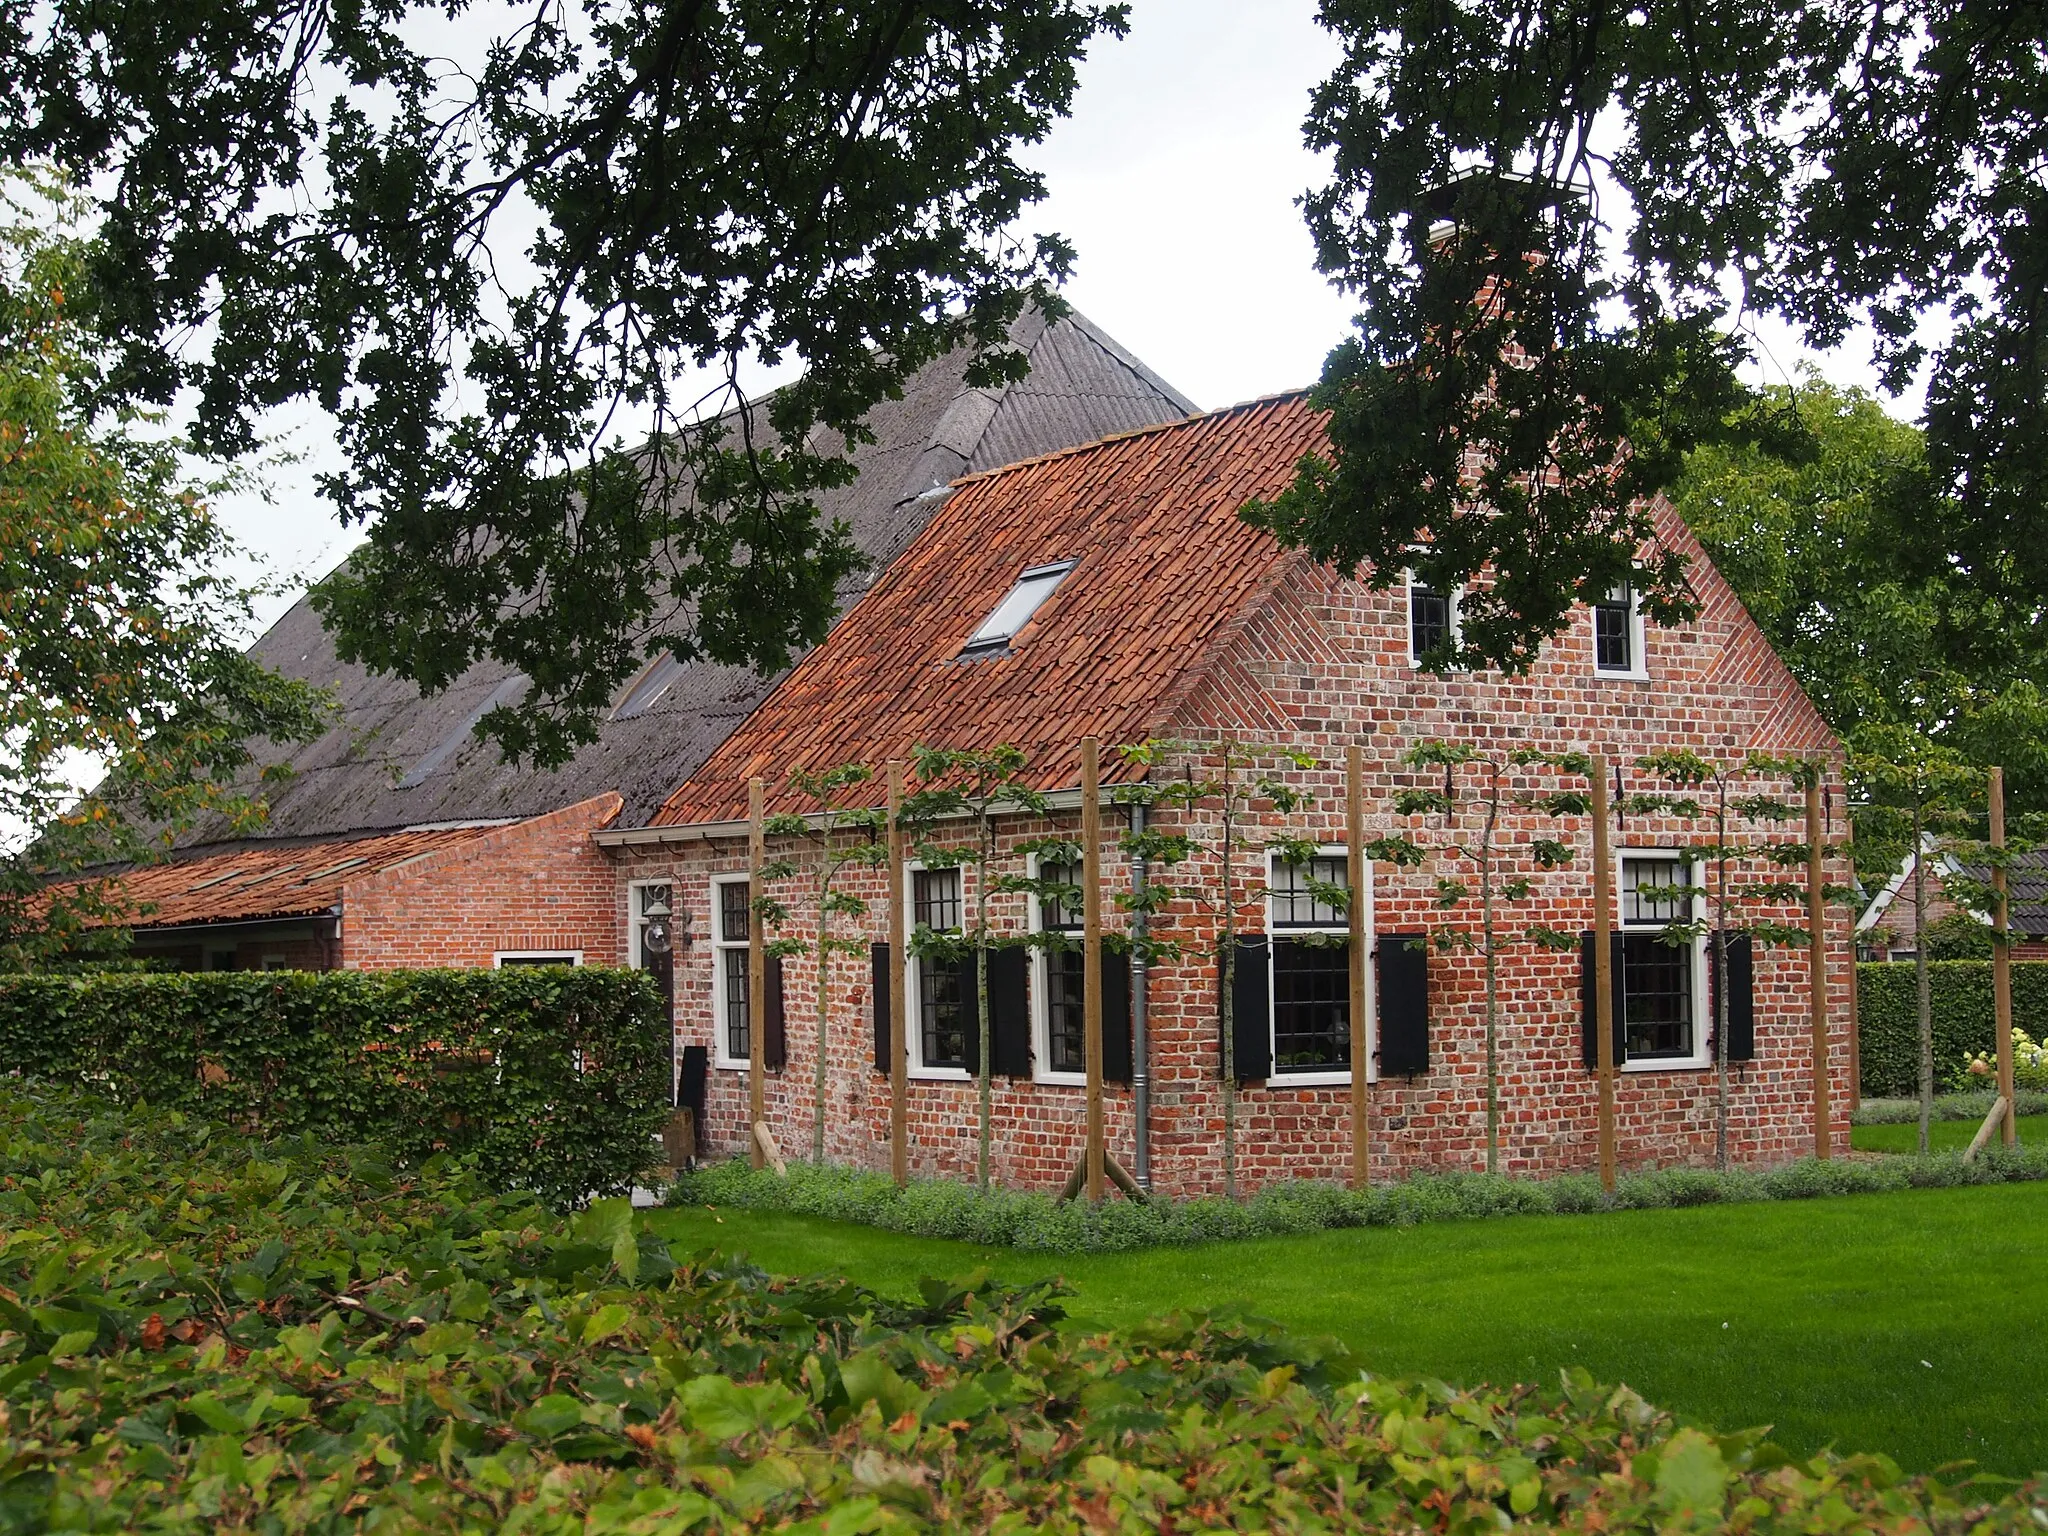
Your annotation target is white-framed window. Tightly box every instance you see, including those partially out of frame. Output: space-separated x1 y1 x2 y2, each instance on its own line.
629 879 674 969
709 875 752 1069
961 560 1074 653
1029 855 1087 1085
1265 847 1372 1085
1594 583 1648 678
904 863 971 1078
1405 570 1461 666
1617 851 1708 1070
494 950 583 967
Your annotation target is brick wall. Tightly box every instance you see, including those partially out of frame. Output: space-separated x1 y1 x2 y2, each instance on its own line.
618 512 1858 1194
341 795 625 969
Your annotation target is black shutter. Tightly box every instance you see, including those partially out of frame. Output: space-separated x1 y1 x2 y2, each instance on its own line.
1579 931 1628 1069
988 946 1032 1077
679 1044 709 1113
1102 941 1134 1085
1712 931 1756 1062
870 942 891 1073
956 958 981 1076
1376 933 1429 1076
1221 935 1271 1083
763 954 787 1071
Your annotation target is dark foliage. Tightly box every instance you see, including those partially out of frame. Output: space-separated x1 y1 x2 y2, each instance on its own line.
1261 1 2048 682
0 1 1128 764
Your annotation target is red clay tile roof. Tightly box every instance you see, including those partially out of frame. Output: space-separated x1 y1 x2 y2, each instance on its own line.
655 393 1325 825
77 825 503 929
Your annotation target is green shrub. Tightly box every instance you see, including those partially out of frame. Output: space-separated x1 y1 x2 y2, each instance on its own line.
1925 911 1996 959
4 1080 2043 1532
0 966 667 1205
669 1139 2048 1254
1856 961 2048 1098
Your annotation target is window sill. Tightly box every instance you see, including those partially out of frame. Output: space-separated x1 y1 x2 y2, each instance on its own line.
906 1065 972 1083
1594 666 1651 682
1620 1058 1711 1074
1266 1070 1360 1089
1034 1071 1089 1088
713 1059 751 1073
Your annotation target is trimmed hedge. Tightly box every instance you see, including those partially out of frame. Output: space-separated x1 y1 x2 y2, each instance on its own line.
1857 961 2048 1098
1855 1091 2048 1125
6 1079 2044 1531
669 1142 2048 1254
0 967 667 1205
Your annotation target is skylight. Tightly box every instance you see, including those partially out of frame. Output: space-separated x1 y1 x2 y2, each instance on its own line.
611 652 688 721
962 560 1074 653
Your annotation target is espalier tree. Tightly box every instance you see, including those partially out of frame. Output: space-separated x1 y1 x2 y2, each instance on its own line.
1629 751 1844 1169
1851 729 1982 1154
1111 737 1317 1200
1370 741 1590 1175
900 745 1047 1189
757 764 887 1165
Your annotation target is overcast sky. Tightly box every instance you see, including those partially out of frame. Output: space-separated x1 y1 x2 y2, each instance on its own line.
214 0 1889 631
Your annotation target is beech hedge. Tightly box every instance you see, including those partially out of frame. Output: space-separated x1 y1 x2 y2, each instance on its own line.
1856 961 2048 1098
0 967 667 1205
4 1080 2043 1533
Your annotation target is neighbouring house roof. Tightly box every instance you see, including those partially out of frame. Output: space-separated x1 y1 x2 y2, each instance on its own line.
172 310 1196 843
92 824 510 930
1857 840 2048 939
651 391 1328 827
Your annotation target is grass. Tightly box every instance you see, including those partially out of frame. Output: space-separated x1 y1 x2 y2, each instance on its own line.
1852 1116 2047 1154
647 1179 2048 1480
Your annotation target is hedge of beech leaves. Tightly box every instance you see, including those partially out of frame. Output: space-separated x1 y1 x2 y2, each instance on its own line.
1857 961 2048 1099
3 1083 2044 1533
0 967 668 1206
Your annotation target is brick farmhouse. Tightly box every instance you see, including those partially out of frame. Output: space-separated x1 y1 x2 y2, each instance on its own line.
66 322 1861 1191
610 392 1854 1193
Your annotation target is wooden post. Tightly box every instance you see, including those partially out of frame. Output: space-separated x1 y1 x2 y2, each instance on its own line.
1347 743 1370 1190
1991 767 2015 1145
1964 1096 2011 1164
1848 960 1861 1114
1592 754 1616 1192
748 777 767 1170
887 761 908 1187
1082 737 1105 1204
1808 777 1830 1160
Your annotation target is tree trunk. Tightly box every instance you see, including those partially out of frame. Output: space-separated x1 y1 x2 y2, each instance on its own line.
976 810 993 1189
1914 806 1932 1156
1481 787 1499 1176
812 860 830 1165
1219 783 1238 1201
1714 780 1729 1171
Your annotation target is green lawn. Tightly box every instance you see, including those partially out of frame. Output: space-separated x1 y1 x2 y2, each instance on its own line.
648 1180 2048 1479
1851 1116 2046 1154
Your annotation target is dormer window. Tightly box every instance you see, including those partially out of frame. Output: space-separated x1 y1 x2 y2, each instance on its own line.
962 560 1074 653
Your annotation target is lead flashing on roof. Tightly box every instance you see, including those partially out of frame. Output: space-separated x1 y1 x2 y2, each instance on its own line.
594 785 1124 849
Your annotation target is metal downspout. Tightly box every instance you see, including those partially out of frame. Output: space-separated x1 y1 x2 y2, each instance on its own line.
1129 799 1152 1191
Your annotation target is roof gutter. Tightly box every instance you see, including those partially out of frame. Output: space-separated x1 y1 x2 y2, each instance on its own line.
126 909 342 937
